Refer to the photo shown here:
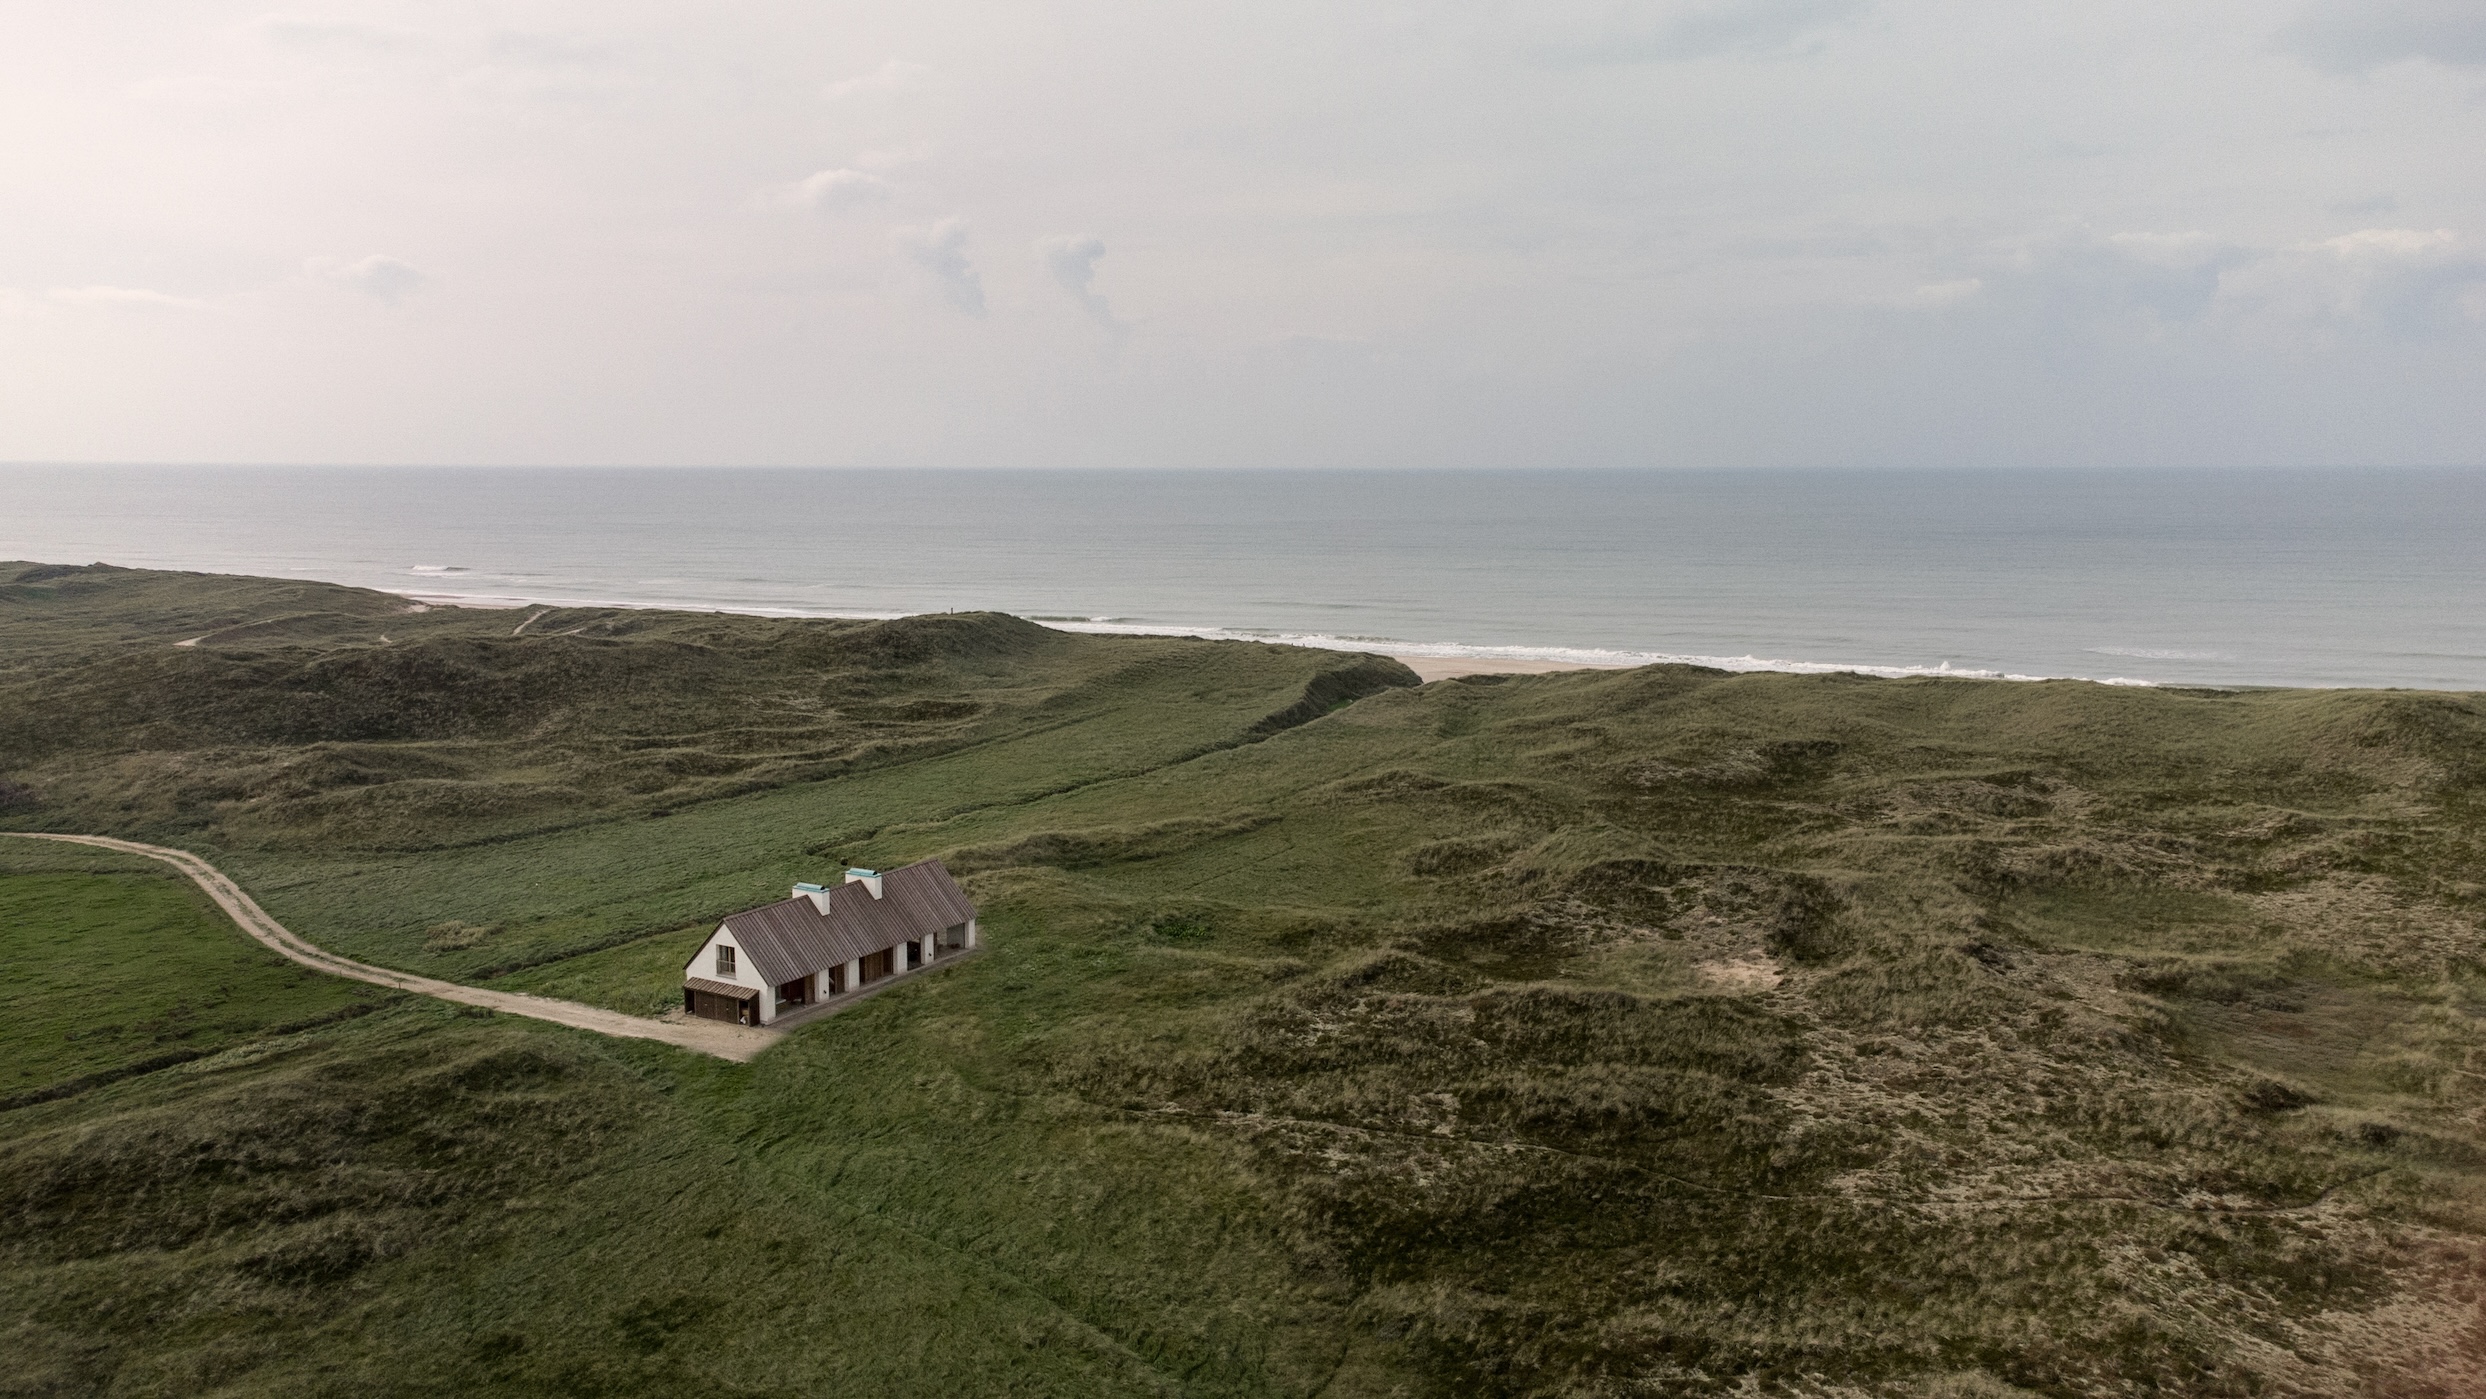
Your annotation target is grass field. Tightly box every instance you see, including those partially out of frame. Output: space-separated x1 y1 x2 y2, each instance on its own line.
0 840 385 1104
486 924 708 1016
4 562 2485 1398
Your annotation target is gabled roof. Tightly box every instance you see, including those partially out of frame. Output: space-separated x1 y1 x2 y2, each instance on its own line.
688 859 976 988
874 859 977 939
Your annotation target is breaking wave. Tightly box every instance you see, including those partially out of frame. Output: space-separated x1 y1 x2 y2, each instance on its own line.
1018 620 2159 685
382 583 2159 687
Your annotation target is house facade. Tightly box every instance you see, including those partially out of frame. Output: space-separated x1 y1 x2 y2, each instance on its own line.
681 860 977 1026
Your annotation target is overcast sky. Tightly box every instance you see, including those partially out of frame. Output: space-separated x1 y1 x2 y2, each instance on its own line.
4 1 2483 468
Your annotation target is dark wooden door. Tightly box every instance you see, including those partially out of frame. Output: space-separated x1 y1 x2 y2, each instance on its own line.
689 988 753 1024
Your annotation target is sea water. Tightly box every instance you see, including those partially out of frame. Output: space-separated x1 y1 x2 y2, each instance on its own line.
4 465 2482 690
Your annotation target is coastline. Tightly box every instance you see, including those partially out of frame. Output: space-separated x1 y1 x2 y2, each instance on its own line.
403 588 1628 683
393 588 2155 686
16 463 2486 692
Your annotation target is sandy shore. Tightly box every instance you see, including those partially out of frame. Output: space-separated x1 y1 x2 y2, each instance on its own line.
1388 655 1625 682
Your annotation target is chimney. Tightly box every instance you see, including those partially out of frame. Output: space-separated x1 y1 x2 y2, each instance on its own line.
793 881 832 914
843 868 884 899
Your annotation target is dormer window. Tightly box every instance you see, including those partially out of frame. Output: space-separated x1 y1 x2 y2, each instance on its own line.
715 944 736 976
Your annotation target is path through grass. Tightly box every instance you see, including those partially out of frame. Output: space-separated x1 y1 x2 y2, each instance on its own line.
0 841 382 1104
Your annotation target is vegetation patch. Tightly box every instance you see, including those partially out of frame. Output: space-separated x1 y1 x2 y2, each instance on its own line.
0 840 385 1102
422 919 500 953
4 565 2486 1397
944 811 1279 873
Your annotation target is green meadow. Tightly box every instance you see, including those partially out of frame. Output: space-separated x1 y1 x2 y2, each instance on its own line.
3 562 2483 1397
0 841 384 1103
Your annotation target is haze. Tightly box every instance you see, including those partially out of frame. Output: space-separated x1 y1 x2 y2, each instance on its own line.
3 1 2483 468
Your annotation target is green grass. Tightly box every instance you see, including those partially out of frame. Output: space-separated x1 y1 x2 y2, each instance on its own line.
0 930 1358 1397
488 924 709 1016
6 564 2486 1397
0 840 385 1102
0 562 1409 853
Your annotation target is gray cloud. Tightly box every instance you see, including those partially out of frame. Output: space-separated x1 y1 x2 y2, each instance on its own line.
1965 233 2249 327
1909 229 2486 340
894 219 984 315
1037 236 1118 329
823 59 929 99
772 168 894 211
308 255 431 304
1518 0 1870 64
2219 229 2486 336
2284 0 2486 71
2 2 2480 468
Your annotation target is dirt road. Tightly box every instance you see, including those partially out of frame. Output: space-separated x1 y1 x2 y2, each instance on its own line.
5 832 774 1062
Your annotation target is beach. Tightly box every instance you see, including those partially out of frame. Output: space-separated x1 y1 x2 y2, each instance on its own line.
11 464 2486 690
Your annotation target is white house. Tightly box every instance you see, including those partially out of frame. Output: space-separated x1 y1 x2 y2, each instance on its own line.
681 860 978 1026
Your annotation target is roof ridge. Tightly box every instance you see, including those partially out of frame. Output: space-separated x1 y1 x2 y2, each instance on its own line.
696 859 976 987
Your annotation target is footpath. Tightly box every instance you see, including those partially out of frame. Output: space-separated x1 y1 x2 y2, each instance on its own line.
6 833 775 1062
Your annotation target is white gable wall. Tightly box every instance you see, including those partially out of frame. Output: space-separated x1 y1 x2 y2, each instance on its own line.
690 925 818 1023
695 926 762 987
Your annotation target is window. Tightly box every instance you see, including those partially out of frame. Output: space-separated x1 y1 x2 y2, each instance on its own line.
716 944 736 976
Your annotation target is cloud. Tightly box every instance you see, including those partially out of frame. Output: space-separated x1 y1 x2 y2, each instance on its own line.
766 168 893 211
47 285 207 310
2284 0 2486 71
1516 0 1870 64
1954 231 2246 326
822 59 929 100
1904 278 1983 307
307 254 431 303
1903 227 2486 342
2219 228 2486 334
250 13 422 55
1036 235 1120 329
893 219 984 315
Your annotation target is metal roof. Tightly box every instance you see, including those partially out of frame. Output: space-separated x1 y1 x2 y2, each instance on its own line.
689 858 976 988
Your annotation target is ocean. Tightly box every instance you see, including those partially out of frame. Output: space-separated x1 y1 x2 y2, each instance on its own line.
4 464 2483 690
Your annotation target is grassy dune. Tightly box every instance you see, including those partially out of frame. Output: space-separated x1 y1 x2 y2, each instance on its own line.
0 561 1408 854
4 563 2484 1398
